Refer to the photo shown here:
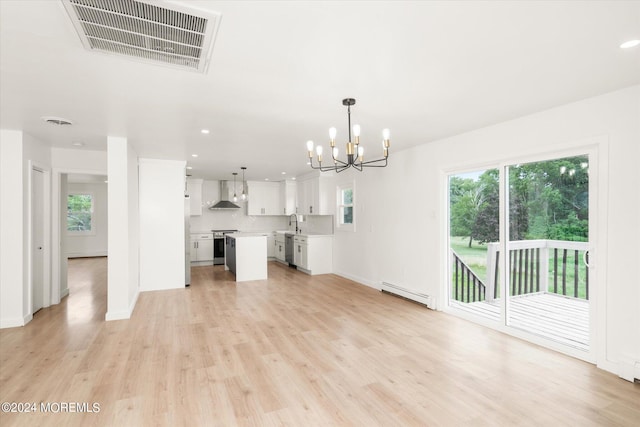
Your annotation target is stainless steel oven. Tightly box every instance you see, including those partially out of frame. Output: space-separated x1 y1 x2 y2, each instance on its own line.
213 230 237 265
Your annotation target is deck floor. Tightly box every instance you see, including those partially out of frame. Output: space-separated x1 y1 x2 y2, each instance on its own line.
451 292 589 351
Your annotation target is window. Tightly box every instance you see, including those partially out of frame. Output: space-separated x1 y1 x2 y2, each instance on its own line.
67 193 94 234
337 183 355 231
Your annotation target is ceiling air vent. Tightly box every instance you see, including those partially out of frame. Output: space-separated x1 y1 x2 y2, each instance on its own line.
61 0 221 73
42 116 73 125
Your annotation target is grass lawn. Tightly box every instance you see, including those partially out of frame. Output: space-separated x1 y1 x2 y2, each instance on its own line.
450 236 488 282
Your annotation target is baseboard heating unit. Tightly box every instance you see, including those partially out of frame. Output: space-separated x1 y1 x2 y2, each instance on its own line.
381 282 435 309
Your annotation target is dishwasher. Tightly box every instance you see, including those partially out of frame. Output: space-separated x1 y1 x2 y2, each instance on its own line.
285 233 294 265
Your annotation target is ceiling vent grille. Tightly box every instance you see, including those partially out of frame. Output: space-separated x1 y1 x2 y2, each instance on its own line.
61 0 221 73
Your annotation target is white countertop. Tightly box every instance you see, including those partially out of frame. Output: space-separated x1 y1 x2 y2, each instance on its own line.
226 232 269 238
275 231 333 237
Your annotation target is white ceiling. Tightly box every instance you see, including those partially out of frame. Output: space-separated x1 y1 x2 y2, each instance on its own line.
1 1 638 181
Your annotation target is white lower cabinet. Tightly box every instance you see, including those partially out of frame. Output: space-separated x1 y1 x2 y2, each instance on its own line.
190 233 214 263
293 235 308 270
267 232 275 259
294 234 332 275
275 235 286 262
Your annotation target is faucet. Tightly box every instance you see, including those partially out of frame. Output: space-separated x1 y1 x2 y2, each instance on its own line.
289 214 299 234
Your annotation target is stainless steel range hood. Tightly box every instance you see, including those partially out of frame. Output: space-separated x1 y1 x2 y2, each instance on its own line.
209 181 241 210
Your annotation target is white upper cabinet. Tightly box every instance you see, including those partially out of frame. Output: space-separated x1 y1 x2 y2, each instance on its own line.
186 178 203 216
296 172 333 215
247 181 281 215
280 180 297 215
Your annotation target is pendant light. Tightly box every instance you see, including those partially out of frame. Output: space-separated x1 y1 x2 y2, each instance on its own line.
232 172 238 202
240 167 247 201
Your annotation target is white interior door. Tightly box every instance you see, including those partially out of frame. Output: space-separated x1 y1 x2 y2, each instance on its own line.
32 168 45 313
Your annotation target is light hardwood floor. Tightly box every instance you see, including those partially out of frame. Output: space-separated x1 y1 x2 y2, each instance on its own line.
1 257 638 426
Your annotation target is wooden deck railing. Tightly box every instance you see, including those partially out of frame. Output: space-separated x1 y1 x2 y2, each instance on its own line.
486 240 589 301
452 240 589 304
451 250 487 303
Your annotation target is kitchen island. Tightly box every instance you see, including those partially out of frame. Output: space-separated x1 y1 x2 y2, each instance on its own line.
225 233 268 282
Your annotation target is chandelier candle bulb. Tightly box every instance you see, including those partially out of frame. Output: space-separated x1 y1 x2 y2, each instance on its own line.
358 146 364 161
306 140 314 155
329 127 337 146
353 124 361 145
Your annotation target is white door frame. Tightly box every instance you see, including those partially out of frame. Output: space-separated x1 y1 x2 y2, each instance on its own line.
442 136 608 367
27 161 51 318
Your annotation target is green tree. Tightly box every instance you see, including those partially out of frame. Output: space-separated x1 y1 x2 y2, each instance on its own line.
67 194 93 231
510 156 588 241
450 176 485 247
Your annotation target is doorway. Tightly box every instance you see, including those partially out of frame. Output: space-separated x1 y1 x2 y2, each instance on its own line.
51 171 108 319
448 152 595 361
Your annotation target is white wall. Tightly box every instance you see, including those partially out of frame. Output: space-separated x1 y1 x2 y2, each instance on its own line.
127 143 139 306
66 182 108 257
106 137 139 321
0 130 51 328
0 130 25 328
330 85 640 379
139 159 185 291
52 147 108 172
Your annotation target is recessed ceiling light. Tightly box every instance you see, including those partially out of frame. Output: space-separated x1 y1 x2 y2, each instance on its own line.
281 172 286 175
201 129 210 134
620 39 640 49
192 154 198 158
186 166 193 170
104 180 108 183
292 177 296 180
264 178 269 181
71 142 84 147
306 162 311 165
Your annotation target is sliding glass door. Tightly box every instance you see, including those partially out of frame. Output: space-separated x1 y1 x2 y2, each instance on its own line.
506 156 590 351
448 153 593 357
448 168 501 320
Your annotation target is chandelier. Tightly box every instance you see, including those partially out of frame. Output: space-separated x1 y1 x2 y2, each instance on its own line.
306 98 390 173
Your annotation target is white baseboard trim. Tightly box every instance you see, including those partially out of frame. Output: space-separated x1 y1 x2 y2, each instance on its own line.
380 281 436 309
332 271 379 290
617 354 640 382
23 313 33 325
105 289 139 321
0 316 26 329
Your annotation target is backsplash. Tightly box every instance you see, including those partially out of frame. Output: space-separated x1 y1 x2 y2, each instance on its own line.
190 205 333 234
300 215 334 235
189 206 287 232
189 180 334 234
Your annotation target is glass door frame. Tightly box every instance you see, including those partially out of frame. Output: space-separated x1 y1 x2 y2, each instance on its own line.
443 142 602 365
